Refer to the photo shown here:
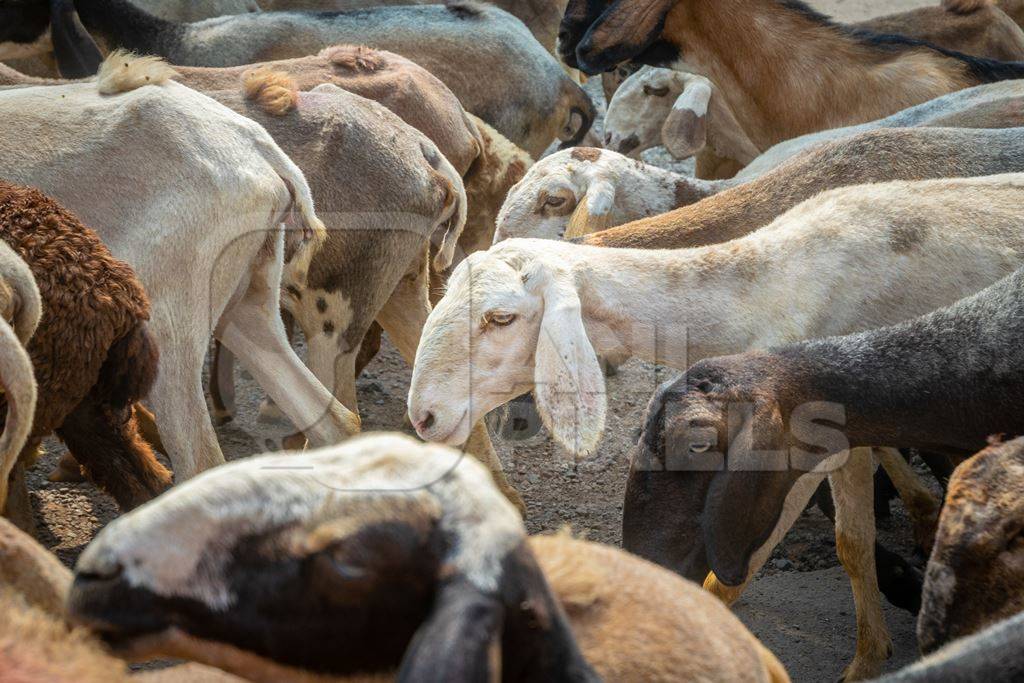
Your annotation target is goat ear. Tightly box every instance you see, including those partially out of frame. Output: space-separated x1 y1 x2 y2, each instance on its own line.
49 0 102 78
701 399 800 587
398 576 503 683
576 0 676 74
565 181 616 239
532 274 606 457
661 77 712 159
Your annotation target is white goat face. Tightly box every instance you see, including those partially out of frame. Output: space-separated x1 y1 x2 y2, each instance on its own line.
604 66 684 157
494 148 617 243
409 241 606 457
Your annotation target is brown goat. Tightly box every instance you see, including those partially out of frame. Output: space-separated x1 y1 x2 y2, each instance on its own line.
562 0 1024 150
0 182 169 531
918 436 1024 653
862 0 1024 62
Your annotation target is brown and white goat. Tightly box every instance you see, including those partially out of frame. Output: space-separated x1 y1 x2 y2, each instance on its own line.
917 436 1024 653
66 433 789 683
0 182 170 530
561 0 1024 150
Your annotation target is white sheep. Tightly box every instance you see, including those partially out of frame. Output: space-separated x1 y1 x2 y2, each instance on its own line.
494 146 715 242
604 66 758 177
0 53 360 480
411 173 1024 456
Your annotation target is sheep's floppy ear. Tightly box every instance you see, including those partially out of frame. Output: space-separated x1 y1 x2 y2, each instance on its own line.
532 272 606 457
661 77 712 159
701 399 802 587
576 0 676 74
565 181 615 239
398 576 504 683
49 0 102 78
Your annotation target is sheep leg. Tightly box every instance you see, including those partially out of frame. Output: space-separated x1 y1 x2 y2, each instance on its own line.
3 457 35 534
832 448 892 681
209 341 236 425
375 265 526 515
55 398 172 511
216 253 360 448
146 320 225 480
876 447 941 553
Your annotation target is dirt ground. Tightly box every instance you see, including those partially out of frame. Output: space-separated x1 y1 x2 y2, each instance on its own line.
23 0 950 681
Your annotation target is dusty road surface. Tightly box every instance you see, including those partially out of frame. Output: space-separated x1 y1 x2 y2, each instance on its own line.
24 0 958 681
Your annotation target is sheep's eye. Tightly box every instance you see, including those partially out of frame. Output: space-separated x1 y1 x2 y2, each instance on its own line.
689 442 712 454
1008 529 1024 551
544 195 567 208
486 312 517 327
643 85 670 97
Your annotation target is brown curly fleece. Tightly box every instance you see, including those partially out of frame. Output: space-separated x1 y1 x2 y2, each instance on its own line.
0 182 170 513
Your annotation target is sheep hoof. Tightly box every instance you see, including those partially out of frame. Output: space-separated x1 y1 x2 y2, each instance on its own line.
838 642 891 682
256 399 288 425
282 432 307 451
48 453 85 483
703 572 746 606
211 408 234 426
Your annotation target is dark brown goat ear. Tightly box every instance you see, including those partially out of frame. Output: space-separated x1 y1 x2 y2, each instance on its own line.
397 576 504 683
701 399 801 586
576 0 676 74
400 544 600 682
49 0 102 78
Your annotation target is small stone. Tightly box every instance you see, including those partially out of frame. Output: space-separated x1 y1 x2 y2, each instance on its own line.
773 558 793 570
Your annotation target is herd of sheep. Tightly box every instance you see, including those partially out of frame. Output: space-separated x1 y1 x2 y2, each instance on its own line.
0 0 1023 681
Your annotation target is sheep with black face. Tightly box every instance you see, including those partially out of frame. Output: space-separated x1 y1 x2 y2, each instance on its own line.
67 433 789 683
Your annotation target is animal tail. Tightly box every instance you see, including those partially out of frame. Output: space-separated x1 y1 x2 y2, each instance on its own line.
253 132 328 288
94 322 160 409
96 49 178 95
242 68 299 116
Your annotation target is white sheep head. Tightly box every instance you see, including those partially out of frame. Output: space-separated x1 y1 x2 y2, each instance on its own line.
605 66 714 160
409 240 606 458
495 147 685 243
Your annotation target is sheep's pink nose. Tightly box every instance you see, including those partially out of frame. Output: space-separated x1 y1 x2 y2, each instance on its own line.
413 411 435 433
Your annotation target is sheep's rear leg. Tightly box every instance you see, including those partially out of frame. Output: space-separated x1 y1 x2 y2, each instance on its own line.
55 399 171 510
876 447 941 553
217 254 359 447
376 267 526 515
209 341 236 426
832 448 892 681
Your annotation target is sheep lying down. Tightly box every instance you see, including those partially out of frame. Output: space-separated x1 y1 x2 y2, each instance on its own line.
66 433 789 683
